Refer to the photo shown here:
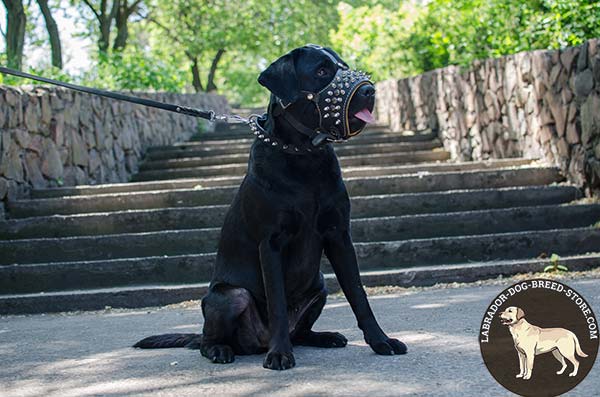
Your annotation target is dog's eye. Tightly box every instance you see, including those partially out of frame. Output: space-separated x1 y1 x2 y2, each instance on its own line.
316 68 327 77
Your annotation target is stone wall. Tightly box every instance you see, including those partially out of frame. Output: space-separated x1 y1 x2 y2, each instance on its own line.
375 38 600 196
0 86 229 200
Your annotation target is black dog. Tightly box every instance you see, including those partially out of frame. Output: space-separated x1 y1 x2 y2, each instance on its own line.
134 45 407 370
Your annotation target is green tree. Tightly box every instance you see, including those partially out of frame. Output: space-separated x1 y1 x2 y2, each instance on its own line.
145 0 343 98
331 2 412 81
404 0 600 73
75 0 143 52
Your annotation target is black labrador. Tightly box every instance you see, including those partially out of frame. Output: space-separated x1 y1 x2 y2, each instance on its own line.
134 45 407 370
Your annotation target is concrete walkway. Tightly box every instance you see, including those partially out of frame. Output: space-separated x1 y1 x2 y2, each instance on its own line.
1 276 598 397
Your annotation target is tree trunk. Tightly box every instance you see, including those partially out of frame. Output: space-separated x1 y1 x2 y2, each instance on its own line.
113 0 142 51
37 0 62 69
113 10 128 50
85 0 120 53
98 18 111 53
113 1 128 50
206 48 225 92
2 0 26 70
190 57 204 92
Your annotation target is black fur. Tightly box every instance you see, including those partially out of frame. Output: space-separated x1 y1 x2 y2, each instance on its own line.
134 45 407 370
133 333 201 349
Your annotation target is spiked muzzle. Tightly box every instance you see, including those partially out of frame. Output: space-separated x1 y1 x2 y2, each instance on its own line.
304 67 372 141
275 45 374 147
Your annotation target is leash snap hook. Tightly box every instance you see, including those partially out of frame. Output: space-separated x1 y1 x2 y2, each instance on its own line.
212 113 249 124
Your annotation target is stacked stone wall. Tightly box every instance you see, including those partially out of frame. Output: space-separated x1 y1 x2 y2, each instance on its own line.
0 87 228 200
375 38 600 196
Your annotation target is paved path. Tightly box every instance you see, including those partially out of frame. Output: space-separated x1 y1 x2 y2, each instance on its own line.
1 276 599 397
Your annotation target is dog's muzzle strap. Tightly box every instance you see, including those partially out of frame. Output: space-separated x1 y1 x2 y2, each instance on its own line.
273 104 332 146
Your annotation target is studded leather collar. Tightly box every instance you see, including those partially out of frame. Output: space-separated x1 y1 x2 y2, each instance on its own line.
248 114 327 155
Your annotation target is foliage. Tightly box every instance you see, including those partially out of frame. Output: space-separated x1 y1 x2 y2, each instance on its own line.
403 0 600 74
334 0 600 79
0 59 74 86
217 52 269 107
330 2 411 81
144 0 344 98
80 48 188 92
2 0 600 105
544 254 569 273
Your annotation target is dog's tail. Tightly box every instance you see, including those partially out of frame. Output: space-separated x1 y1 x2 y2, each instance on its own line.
133 333 202 349
574 335 588 358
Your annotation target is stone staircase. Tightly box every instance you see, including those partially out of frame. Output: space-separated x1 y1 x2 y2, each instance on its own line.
1 123 600 315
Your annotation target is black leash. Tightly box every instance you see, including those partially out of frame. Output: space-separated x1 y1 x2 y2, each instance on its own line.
0 66 247 123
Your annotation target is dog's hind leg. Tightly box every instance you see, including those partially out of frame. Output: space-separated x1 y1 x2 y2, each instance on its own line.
290 287 348 348
552 349 567 375
200 284 258 364
556 338 580 377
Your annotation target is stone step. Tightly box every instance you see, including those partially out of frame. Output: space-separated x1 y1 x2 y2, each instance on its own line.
343 158 534 179
351 185 580 218
145 140 442 161
195 125 254 139
1 230 598 313
350 204 600 242
0 206 227 239
4 252 599 315
7 167 562 218
0 229 220 265
354 227 600 269
29 158 535 199
344 166 561 196
192 125 401 141
163 137 257 147
194 126 384 141
139 146 448 172
182 130 434 148
149 130 437 152
1 185 581 238
131 151 450 181
133 163 248 181
2 204 598 264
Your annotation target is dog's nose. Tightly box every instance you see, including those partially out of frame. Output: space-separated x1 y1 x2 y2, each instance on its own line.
358 84 375 98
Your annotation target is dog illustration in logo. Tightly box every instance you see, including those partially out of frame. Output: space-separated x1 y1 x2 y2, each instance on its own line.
499 306 588 380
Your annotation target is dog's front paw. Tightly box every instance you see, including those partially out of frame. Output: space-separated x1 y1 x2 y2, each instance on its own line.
516 373 523 378
369 337 407 355
522 373 532 380
263 350 296 370
202 344 235 364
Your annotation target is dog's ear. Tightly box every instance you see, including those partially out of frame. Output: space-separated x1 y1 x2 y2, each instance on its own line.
516 307 525 320
258 49 300 106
